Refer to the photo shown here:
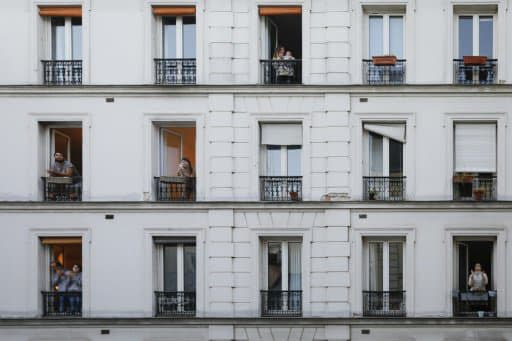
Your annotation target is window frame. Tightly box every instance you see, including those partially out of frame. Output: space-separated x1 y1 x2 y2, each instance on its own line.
156 15 196 59
362 123 406 177
46 16 82 60
365 13 405 58
261 239 302 292
261 145 302 177
155 241 196 293
454 14 496 58
159 127 184 176
363 238 405 292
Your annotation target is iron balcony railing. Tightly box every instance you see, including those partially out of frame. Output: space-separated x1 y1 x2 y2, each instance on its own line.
260 59 302 85
260 176 302 202
42 60 82 85
452 290 497 317
155 58 196 85
155 291 196 317
453 175 496 201
362 59 406 85
453 59 497 85
363 176 406 201
42 176 82 202
155 176 196 201
261 290 302 317
363 291 406 317
42 291 82 317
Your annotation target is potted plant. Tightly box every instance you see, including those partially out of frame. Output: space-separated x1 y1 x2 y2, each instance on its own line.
368 188 377 200
453 173 473 183
473 187 485 201
372 55 397 66
289 191 299 201
463 55 487 66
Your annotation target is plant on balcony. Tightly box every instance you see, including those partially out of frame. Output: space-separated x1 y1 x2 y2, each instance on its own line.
372 55 397 66
463 56 487 66
473 187 485 201
289 191 299 201
368 188 377 200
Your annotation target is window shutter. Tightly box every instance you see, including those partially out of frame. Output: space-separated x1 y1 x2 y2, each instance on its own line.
455 123 496 172
39 6 82 17
40 237 82 245
153 237 196 245
261 123 302 145
152 6 196 16
364 123 406 143
259 6 302 16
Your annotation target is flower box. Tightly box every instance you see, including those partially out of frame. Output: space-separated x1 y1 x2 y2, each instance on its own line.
463 56 487 66
372 55 397 66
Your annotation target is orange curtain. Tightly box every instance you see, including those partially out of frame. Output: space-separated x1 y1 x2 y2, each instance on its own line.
259 6 301 16
39 6 82 17
41 237 82 245
152 6 196 16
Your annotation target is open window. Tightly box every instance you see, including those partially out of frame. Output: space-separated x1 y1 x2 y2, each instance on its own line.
154 123 196 201
453 122 497 201
259 6 302 84
363 123 405 200
40 237 82 317
153 237 196 316
259 123 302 201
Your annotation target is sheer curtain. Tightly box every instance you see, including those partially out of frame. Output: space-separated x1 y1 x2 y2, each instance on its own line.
288 242 302 310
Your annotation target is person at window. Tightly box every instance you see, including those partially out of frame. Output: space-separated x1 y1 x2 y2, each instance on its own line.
272 46 288 84
67 264 82 315
468 263 488 292
177 158 195 200
50 261 69 313
48 152 79 178
46 152 81 200
282 50 296 83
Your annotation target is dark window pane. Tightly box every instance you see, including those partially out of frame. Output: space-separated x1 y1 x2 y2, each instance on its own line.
388 242 403 291
389 139 403 177
268 242 282 291
163 245 177 291
183 245 196 292
459 16 473 58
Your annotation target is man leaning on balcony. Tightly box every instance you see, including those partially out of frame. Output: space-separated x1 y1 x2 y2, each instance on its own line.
47 152 81 200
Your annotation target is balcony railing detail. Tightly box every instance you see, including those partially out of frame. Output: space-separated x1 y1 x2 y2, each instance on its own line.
453 175 496 201
155 176 196 201
453 59 497 85
260 59 302 85
363 176 406 201
155 291 196 317
363 291 406 317
452 290 497 317
261 290 302 317
42 176 82 202
363 59 406 85
42 60 82 85
42 291 82 317
155 58 196 85
260 176 302 202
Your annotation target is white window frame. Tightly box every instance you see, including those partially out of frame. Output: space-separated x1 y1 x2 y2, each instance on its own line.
261 145 302 177
363 124 406 177
155 242 195 292
454 14 496 57
156 15 195 59
46 16 80 60
365 14 405 58
261 240 302 292
364 238 405 292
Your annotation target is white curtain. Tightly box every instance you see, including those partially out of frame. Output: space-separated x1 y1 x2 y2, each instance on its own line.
288 242 301 291
261 124 302 145
455 123 496 172
368 242 383 291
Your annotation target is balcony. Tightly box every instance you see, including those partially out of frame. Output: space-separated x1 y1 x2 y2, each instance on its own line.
155 176 196 201
453 58 497 85
155 291 196 317
154 58 196 85
363 176 406 201
42 291 82 317
42 60 82 85
260 59 302 85
42 176 82 202
363 58 406 85
260 176 302 201
453 174 496 201
452 290 497 317
363 291 406 317
260 290 302 317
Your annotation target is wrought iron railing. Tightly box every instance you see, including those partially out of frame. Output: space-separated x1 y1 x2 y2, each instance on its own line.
261 290 302 317
155 58 196 85
155 291 196 317
363 291 406 317
362 59 406 85
452 290 497 317
453 59 497 85
453 175 496 201
363 176 406 201
155 176 196 201
42 291 82 317
260 176 302 201
42 60 82 85
42 176 82 201
260 59 302 84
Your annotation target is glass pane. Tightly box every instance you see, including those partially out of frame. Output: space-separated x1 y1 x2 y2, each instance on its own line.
389 139 403 177
287 146 301 176
163 245 177 292
388 243 403 291
459 16 473 58
369 242 383 291
51 17 65 60
389 16 403 58
369 133 383 176
268 242 282 291
72 18 82 59
183 16 196 58
288 242 301 291
479 16 493 57
161 129 182 176
266 145 281 176
369 16 383 57
183 245 196 292
163 17 177 58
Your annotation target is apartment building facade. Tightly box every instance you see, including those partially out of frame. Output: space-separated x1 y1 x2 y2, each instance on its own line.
1 0 512 340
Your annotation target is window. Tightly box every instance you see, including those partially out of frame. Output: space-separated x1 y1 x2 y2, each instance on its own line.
154 237 196 316
260 123 302 201
261 240 302 316
40 237 83 317
363 123 405 200
50 17 82 60
457 15 494 58
368 15 404 58
453 123 496 201
363 239 405 316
